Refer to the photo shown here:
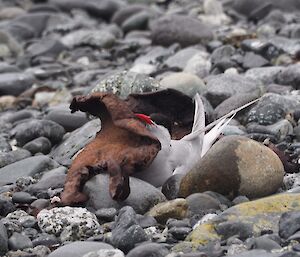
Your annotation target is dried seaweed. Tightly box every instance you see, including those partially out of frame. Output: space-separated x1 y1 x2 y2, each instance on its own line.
60 92 161 205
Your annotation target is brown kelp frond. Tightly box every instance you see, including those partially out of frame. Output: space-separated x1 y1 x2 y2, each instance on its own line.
61 92 161 205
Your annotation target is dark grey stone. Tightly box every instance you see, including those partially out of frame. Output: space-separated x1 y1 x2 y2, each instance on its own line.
84 174 166 215
0 196 16 216
26 166 67 195
12 192 37 204
169 226 192 241
32 233 60 247
204 74 260 107
23 137 52 154
0 155 60 186
276 64 300 89
95 208 117 223
45 105 89 132
11 119 65 146
0 72 35 96
126 242 169 257
243 52 269 69
150 15 213 47
279 211 300 239
0 135 11 153
50 119 100 166
49 0 123 20
247 236 281 251
186 193 221 215
27 38 67 58
216 220 254 240
0 220 8 256
8 232 33 250
0 149 31 168
112 4 147 25
162 174 184 200
111 206 148 252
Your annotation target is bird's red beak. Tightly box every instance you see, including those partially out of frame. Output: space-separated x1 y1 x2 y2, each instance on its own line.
135 113 154 125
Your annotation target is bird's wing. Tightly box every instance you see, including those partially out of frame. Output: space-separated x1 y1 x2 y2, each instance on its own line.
185 98 260 139
201 114 235 157
181 93 205 142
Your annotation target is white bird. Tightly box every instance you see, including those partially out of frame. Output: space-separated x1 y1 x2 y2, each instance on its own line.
133 95 259 187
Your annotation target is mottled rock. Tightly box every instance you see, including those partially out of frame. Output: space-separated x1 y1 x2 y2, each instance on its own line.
151 15 213 47
246 93 299 125
111 206 148 252
204 74 261 107
0 156 60 186
91 71 160 99
84 174 166 214
147 198 188 224
12 119 65 146
0 72 34 96
183 193 300 248
243 52 269 69
37 207 101 242
245 66 284 86
126 242 169 257
0 149 31 168
179 136 284 199
48 241 114 257
160 72 206 98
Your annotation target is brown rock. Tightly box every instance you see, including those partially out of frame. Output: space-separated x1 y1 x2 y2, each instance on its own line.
179 136 284 199
147 198 188 224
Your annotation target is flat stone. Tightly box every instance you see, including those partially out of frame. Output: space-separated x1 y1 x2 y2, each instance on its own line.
50 119 100 166
12 119 65 146
84 174 166 214
151 15 213 47
49 0 123 20
45 105 89 132
126 242 169 257
0 149 31 168
0 155 60 186
48 241 114 257
0 72 34 96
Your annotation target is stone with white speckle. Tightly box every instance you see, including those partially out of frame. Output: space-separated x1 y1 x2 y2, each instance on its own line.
37 207 101 242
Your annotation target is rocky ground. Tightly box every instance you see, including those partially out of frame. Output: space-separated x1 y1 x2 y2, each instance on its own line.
1 0 300 256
